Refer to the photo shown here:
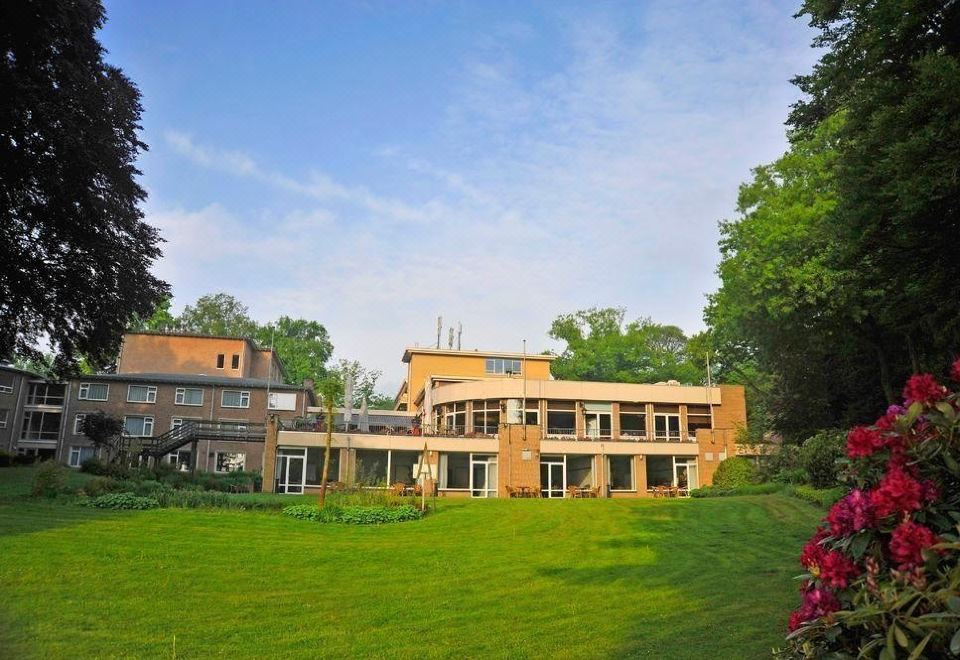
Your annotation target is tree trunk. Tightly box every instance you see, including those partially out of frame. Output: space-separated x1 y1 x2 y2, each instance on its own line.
318 400 333 507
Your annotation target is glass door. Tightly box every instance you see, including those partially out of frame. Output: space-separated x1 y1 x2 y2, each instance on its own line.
277 449 307 494
470 454 498 497
674 459 698 493
540 456 566 498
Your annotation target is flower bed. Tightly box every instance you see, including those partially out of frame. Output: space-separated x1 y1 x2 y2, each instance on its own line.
781 365 960 658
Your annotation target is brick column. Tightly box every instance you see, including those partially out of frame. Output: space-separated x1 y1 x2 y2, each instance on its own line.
635 455 649 495
611 402 621 440
262 414 279 493
497 423 542 496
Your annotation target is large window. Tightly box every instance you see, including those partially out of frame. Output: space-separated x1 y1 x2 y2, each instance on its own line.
389 450 421 485
355 449 388 485
305 447 341 485
620 404 647 439
472 400 500 435
221 390 250 408
123 415 154 437
78 382 109 401
583 402 612 439
127 385 157 403
646 456 674 487
686 405 712 441
654 408 681 441
20 410 61 441
68 446 96 468
26 382 65 406
485 358 522 375
608 455 635 491
567 455 594 488
546 401 576 436
442 402 466 434
215 452 245 473
175 387 203 406
524 399 540 426
73 413 88 435
439 452 470 489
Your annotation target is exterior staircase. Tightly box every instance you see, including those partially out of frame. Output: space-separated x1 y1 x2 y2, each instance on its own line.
139 420 267 459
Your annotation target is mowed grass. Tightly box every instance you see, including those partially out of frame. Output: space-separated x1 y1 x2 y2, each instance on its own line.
0 467 820 659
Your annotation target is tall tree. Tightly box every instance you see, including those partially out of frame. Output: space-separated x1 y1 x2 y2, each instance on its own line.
548 307 704 384
254 316 333 387
316 374 343 508
331 358 385 407
177 293 257 337
0 0 169 374
129 296 177 333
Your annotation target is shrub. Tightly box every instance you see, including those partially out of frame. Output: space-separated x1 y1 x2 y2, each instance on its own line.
780 367 960 658
82 476 120 498
690 483 782 498
0 450 12 467
759 443 803 482
12 453 36 466
31 461 69 498
784 484 844 508
282 503 423 524
712 456 758 488
798 429 845 488
79 457 108 475
80 493 160 510
773 467 809 485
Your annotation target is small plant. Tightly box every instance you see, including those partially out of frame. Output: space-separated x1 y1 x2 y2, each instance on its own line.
798 429 844 489
31 461 69 498
712 456 758 488
690 483 782 498
784 484 844 508
79 457 108 475
282 503 424 524
80 493 160 510
82 476 120 498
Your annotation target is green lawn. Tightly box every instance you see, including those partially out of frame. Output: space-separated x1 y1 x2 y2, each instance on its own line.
0 467 819 659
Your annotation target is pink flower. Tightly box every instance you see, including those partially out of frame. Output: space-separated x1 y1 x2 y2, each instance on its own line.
889 520 940 569
788 586 841 631
902 374 946 406
951 358 960 382
875 405 905 431
818 550 860 589
826 490 874 536
846 426 885 458
870 465 926 518
800 527 830 575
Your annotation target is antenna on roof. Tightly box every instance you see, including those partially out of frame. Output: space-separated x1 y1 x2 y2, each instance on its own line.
457 322 462 350
436 316 442 349
447 327 454 349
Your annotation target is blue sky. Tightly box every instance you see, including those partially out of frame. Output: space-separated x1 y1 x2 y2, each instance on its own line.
99 1 818 394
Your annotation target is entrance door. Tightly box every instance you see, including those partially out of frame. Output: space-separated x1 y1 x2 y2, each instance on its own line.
674 460 697 493
277 452 306 494
470 455 497 497
540 458 566 498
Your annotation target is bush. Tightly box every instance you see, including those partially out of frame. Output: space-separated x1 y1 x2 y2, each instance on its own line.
82 476 120 498
282 503 423 524
773 467 809 485
784 484 844 508
781 368 960 658
712 457 758 488
759 444 803 482
79 457 108 475
798 429 845 488
0 450 13 467
690 483 782 498
31 461 69 498
80 493 160 510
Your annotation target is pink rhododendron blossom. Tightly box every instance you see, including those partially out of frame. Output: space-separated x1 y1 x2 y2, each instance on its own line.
826 490 874 536
818 550 860 588
870 465 926 518
902 374 946 405
889 520 940 569
846 426 884 458
788 586 841 632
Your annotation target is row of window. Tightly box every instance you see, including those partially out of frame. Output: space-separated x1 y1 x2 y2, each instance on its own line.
71 413 250 438
66 445 246 473
216 353 241 370
78 383 251 408
485 358 522 375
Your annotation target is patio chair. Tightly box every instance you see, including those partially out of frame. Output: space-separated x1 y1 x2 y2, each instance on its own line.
567 485 581 498
532 486 542 498
506 485 517 498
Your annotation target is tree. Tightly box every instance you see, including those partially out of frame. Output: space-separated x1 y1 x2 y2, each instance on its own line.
331 359 384 407
0 0 169 374
254 316 333 387
548 307 704 384
80 411 124 462
316 375 343 507
129 296 177 333
177 293 257 337
367 392 397 410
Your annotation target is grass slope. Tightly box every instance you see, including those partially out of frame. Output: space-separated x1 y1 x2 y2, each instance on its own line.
0 467 819 659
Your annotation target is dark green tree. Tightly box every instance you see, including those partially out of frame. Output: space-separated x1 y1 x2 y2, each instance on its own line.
254 316 333 387
177 293 257 337
548 307 704 384
0 0 169 374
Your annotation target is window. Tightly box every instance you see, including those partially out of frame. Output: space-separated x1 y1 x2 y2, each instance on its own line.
485 358 522 375
646 456 673 487
654 413 681 441
127 385 157 403
231 354 240 369
123 415 154 437
268 392 297 411
608 455 635 491
171 417 200 432
0 372 14 394
215 452 245 473
68 446 96 468
442 402 466 434
305 447 341 485
439 452 470 489
583 402 612 439
74 413 87 435
26 382 65 406
524 399 540 426
216 354 225 369
221 390 250 408
167 450 192 470
471 400 500 435
546 401 576 436
175 387 203 406
355 449 388 485
20 410 61 441
78 382 109 401
686 405 712 441
620 404 647 439
0 408 8 428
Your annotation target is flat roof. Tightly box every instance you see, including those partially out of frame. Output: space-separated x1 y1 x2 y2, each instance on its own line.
402 347 557 363
74 372 305 391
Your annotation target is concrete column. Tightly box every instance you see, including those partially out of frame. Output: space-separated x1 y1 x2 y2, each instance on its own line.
262 414 278 493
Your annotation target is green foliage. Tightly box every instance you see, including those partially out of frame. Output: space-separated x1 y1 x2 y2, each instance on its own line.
81 477 120 498
798 429 844 489
758 444 804 483
282 503 424 524
177 293 258 337
690 483 783 498
329 358 388 407
783 484 844 509
548 307 705 384
128 296 177 332
712 457 758 488
79 412 124 454
0 450 12 468
31 461 69 498
80 493 160 510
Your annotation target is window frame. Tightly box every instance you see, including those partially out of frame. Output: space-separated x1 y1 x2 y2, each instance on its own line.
231 354 240 370
216 354 225 369
123 415 154 438
68 445 96 468
0 408 8 429
214 451 246 473
174 387 204 406
608 455 636 491
126 384 157 404
220 390 251 409
78 382 109 401
484 358 522 375
73 413 88 435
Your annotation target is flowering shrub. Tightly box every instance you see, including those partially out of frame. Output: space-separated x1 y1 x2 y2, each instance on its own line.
779 366 960 658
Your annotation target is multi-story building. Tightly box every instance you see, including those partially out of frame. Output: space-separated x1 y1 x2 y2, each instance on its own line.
1 365 66 460
267 346 746 497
